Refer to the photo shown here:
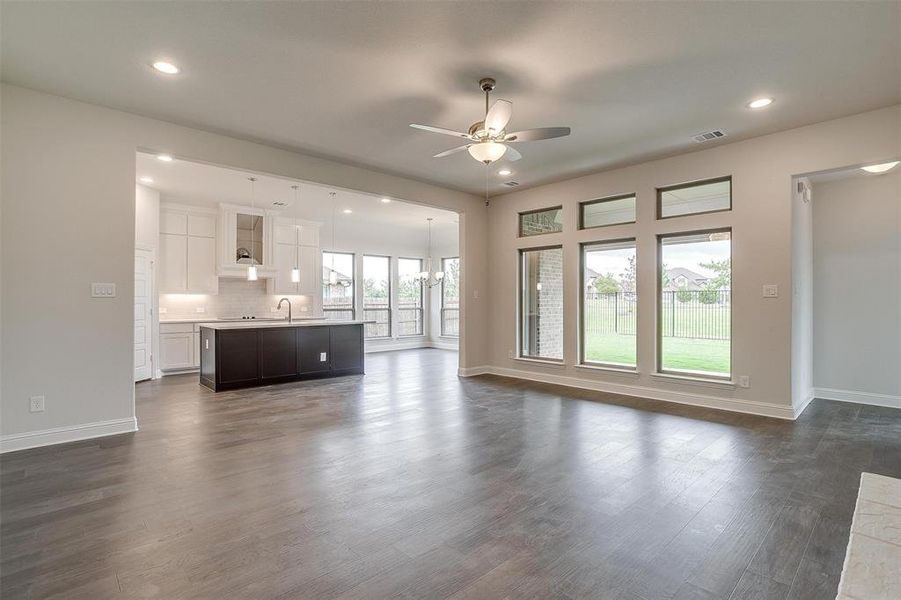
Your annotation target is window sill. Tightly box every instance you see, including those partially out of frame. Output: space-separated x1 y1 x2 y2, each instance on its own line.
575 364 639 376
513 356 566 368
651 372 735 388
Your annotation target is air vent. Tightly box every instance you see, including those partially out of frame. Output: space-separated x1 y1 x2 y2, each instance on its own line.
692 129 727 143
503 181 520 187
272 200 288 207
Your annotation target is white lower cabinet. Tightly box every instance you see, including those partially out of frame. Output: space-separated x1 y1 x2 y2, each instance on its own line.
160 323 200 372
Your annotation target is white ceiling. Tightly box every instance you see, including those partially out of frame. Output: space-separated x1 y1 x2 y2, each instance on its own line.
4 2 900 195
135 152 458 233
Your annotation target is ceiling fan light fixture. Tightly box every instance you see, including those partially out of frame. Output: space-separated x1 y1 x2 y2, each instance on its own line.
468 142 507 164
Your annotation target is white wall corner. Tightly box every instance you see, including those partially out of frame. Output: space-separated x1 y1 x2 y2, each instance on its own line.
793 387 816 419
0 417 139 454
458 366 491 377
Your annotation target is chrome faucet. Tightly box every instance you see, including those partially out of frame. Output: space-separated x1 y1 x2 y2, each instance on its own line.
277 297 292 322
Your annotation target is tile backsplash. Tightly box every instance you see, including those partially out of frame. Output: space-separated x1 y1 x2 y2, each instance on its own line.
160 278 314 319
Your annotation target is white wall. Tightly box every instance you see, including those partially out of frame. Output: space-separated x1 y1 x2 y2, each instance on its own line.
812 171 901 405
790 178 814 413
485 105 900 419
0 84 485 450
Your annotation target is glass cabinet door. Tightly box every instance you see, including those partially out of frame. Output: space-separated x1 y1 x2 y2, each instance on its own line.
235 213 264 266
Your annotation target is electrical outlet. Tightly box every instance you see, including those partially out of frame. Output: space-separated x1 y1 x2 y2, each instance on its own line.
29 395 45 413
159 307 168 314
300 306 309 312
195 307 206 313
508 349 514 358
320 352 327 362
473 289 480 300
738 376 750 388
762 285 778 298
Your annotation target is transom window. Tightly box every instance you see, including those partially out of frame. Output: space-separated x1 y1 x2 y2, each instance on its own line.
580 194 636 229
658 176 731 219
519 206 563 237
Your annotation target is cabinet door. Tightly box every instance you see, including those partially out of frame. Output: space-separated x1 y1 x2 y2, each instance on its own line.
298 245 318 297
187 236 218 293
330 325 363 372
159 233 187 292
298 225 319 247
260 328 297 380
192 332 201 368
187 213 216 238
160 210 187 235
297 327 331 374
160 333 193 369
273 220 298 245
217 330 260 384
273 243 299 295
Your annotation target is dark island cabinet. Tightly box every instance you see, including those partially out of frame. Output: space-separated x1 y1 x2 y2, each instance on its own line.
297 326 331 374
200 323 364 392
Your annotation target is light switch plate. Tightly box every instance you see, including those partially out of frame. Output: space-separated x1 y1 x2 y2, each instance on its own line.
738 376 750 388
91 283 116 298
762 284 778 298
320 352 327 362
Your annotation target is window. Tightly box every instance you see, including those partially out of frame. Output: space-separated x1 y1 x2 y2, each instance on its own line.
441 257 460 337
397 258 424 336
580 194 636 229
658 176 731 219
658 229 731 378
519 246 564 361
581 240 637 368
322 251 355 320
363 255 391 338
519 206 563 237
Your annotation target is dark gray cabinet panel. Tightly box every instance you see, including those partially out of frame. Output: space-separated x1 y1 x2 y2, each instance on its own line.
297 326 331 374
217 329 260 384
260 328 297 380
331 324 364 371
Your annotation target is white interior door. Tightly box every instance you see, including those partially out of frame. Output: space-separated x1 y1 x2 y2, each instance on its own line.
135 248 153 382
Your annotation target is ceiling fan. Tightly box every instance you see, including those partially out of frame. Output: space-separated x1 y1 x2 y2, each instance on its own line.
410 78 571 164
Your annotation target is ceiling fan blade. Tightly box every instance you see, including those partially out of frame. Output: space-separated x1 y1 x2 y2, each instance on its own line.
504 127 571 142
410 124 472 139
434 144 472 158
484 99 513 134
504 145 522 162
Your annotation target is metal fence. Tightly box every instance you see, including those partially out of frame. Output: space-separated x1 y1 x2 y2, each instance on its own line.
585 290 730 341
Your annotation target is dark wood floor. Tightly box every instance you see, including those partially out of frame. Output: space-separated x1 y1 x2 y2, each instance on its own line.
2 349 900 599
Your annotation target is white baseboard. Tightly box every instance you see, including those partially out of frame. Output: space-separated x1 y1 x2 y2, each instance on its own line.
814 387 901 409
458 366 491 377
793 388 816 419
1 417 139 454
463 365 797 420
430 338 459 351
365 338 430 353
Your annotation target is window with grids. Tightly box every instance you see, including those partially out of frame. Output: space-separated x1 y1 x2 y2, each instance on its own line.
322 251 355 320
658 229 731 379
397 258 424 336
363 255 391 338
519 247 564 361
440 257 460 337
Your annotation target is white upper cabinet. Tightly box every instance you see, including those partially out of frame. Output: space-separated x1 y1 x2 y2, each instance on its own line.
268 217 321 301
159 204 219 294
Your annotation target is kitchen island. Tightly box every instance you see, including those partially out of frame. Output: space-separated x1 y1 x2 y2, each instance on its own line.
198 320 365 391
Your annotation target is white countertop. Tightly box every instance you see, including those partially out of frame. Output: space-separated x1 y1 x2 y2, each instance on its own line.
198 320 368 330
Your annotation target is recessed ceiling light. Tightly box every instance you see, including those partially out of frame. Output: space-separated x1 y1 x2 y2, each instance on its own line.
139 176 154 184
380 198 391 203
156 154 173 162
861 161 899 174
747 97 773 109
498 169 512 176
152 61 180 75
343 209 352 214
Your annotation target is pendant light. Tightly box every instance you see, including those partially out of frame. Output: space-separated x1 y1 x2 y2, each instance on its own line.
247 177 258 281
328 191 338 286
416 218 445 288
290 185 301 283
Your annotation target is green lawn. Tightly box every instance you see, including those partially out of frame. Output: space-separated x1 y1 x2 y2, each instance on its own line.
584 333 730 376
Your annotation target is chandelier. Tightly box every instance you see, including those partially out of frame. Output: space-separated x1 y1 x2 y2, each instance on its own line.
415 218 445 288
